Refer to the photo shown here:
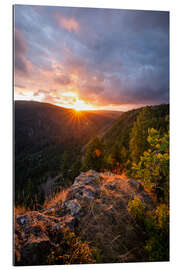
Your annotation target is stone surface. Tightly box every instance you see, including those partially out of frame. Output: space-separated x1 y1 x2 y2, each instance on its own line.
64 199 81 216
14 170 155 265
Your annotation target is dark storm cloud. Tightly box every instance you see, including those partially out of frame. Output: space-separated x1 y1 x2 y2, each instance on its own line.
14 5 169 108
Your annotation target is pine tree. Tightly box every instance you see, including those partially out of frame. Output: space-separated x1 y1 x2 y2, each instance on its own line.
82 136 105 172
129 106 153 164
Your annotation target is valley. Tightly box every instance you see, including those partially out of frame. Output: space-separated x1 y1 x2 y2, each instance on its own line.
14 102 169 264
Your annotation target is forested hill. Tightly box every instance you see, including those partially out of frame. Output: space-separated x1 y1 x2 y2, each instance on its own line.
103 104 169 152
103 104 169 165
15 102 169 210
82 104 169 174
15 101 122 207
15 101 122 156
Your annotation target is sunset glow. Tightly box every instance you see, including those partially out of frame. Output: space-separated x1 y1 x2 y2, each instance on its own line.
56 92 97 111
72 98 96 111
14 5 169 111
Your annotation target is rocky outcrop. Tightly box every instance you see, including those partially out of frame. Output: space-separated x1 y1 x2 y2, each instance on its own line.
14 170 155 265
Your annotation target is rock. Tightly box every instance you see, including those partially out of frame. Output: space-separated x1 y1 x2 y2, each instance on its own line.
14 170 156 265
83 189 95 199
62 215 77 230
16 214 34 228
50 215 76 236
35 213 60 224
73 170 100 188
105 183 116 190
73 184 98 201
20 236 53 265
64 199 81 216
129 179 143 192
41 207 55 216
24 224 44 238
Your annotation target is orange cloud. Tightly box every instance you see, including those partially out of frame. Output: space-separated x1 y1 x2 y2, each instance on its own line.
58 16 80 32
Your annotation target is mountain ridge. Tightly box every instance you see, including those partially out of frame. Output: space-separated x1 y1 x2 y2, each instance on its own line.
15 101 122 208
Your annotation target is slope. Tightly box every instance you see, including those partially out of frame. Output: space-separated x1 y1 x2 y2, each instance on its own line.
15 101 122 207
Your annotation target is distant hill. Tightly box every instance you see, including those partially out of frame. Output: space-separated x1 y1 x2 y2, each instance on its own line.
15 101 122 155
14 101 122 206
15 101 169 209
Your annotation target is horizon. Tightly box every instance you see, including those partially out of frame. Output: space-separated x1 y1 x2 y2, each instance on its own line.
14 5 169 112
14 99 169 113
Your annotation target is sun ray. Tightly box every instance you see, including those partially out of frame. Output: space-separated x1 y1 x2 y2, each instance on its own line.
59 91 96 111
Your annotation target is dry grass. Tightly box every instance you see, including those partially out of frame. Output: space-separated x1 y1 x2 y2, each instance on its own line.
43 188 70 209
14 205 29 218
76 173 149 263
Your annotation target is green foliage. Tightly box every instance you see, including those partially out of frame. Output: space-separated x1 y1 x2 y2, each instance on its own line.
103 104 169 174
129 106 154 164
47 228 95 265
145 233 169 262
144 204 169 261
82 136 106 172
132 128 169 202
155 204 169 233
128 126 169 262
106 143 128 172
128 198 169 261
128 195 146 223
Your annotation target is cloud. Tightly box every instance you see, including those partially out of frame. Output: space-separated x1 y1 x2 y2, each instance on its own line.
57 15 80 32
14 28 29 74
33 89 49 96
54 75 71 85
14 5 169 110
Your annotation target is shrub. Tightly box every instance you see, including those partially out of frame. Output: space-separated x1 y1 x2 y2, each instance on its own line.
144 204 169 261
155 204 169 234
128 195 146 223
145 233 169 262
132 128 169 202
128 199 169 261
82 136 106 172
47 228 95 265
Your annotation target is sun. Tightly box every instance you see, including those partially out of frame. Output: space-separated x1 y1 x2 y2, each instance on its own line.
58 91 97 112
74 107 81 112
61 91 95 111
72 95 96 111
73 101 95 111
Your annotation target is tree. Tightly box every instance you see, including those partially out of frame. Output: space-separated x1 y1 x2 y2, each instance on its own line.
132 128 169 202
129 106 153 164
61 151 72 180
107 144 127 173
70 157 82 180
82 136 105 172
129 128 169 261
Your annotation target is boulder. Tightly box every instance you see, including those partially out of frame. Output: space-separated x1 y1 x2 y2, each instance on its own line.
14 169 156 265
16 214 34 228
64 199 81 216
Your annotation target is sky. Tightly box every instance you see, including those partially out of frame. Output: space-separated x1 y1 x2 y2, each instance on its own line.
14 5 169 111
